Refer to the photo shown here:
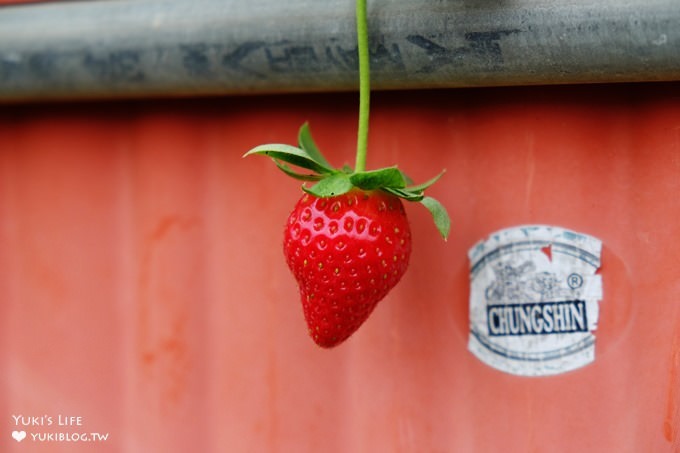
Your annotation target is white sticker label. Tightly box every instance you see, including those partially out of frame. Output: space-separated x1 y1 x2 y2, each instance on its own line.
468 225 602 377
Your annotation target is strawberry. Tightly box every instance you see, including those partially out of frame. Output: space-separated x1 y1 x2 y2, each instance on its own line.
244 0 448 347
244 124 449 347
284 189 412 347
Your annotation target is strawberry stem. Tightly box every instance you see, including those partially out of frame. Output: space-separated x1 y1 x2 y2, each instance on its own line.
243 0 451 240
354 0 370 173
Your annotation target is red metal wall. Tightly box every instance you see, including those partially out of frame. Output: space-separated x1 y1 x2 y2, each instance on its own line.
1 84 679 452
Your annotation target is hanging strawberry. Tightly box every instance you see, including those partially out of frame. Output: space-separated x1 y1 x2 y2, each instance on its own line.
244 0 450 348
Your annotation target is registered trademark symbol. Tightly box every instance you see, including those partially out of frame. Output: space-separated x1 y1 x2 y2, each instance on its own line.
567 273 583 289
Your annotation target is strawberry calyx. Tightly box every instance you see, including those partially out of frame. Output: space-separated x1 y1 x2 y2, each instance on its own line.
243 123 450 240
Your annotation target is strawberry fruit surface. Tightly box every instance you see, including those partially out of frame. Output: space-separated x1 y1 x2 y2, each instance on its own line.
284 189 412 347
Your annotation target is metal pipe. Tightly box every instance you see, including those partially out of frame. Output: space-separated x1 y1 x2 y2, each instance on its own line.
0 0 679 101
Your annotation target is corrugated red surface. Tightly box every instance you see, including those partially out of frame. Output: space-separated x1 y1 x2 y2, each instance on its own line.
1 84 679 452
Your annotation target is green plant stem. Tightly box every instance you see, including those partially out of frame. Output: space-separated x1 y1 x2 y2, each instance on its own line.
354 0 370 172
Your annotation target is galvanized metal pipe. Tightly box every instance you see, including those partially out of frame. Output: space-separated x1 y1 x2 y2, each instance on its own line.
0 0 679 101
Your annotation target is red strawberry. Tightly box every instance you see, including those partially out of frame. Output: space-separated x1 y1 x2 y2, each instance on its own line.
244 123 449 348
243 0 449 348
284 189 412 347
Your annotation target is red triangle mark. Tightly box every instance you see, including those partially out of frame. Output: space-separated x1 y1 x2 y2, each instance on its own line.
541 244 552 262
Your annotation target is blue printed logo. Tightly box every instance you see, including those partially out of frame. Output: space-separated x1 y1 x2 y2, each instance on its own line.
468 225 603 377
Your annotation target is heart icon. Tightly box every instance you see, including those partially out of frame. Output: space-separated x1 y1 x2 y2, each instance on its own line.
12 430 26 442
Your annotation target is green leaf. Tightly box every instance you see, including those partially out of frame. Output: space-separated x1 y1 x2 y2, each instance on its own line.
243 143 334 174
406 170 446 192
298 123 333 169
349 167 408 190
382 187 424 202
274 160 324 181
420 196 451 240
302 173 354 198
